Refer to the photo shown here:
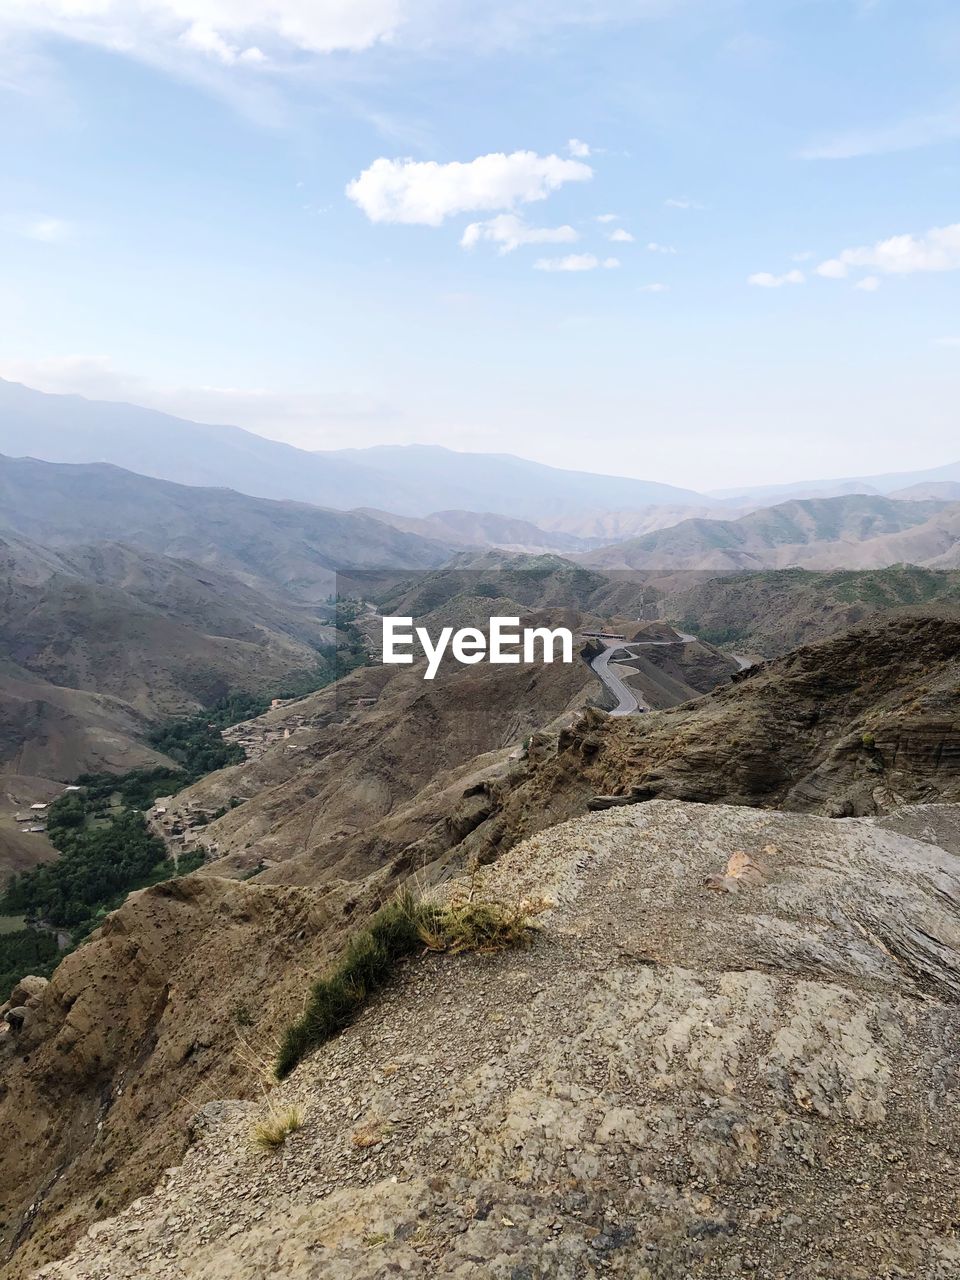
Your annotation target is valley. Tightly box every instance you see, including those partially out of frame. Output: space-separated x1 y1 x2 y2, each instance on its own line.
0 413 959 1280
6 8 959 1275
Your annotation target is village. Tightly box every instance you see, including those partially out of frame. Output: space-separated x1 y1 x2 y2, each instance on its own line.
145 690 383 865
145 695 327 860
11 785 83 835
219 696 309 763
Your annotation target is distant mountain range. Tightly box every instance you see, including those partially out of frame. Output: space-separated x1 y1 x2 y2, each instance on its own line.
0 453 453 602
4 377 960 524
580 495 960 571
0 379 707 518
710 465 960 504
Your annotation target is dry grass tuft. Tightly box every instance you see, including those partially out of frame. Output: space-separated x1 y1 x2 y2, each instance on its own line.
251 1101 305 1152
274 889 543 1080
416 895 544 954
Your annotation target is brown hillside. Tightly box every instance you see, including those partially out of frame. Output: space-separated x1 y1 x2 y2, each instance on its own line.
2 614 958 1277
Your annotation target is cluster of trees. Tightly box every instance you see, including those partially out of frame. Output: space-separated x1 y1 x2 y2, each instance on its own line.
0 928 59 997
149 706 250 779
332 598 368 678
49 769 183 830
1 631 373 989
2 811 171 931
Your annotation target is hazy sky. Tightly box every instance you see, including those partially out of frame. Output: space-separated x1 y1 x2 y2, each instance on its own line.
1 0 958 490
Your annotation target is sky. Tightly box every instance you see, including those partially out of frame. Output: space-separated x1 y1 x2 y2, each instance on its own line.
0 0 958 491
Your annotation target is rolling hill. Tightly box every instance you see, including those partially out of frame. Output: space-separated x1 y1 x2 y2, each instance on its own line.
354 507 594 554
0 528 350 878
0 535 336 720
664 566 960 655
0 454 455 601
580 494 960 571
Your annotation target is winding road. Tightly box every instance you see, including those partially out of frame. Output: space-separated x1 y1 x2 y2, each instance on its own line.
589 631 752 717
589 644 642 717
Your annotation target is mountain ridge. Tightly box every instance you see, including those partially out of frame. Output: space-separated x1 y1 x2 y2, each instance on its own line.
710 458 960 503
0 380 708 518
0 453 455 601
5 378 960 521
580 494 960 570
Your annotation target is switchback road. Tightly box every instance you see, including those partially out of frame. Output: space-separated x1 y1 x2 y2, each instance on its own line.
589 632 753 716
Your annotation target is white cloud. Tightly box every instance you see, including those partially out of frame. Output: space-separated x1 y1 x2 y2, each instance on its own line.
179 21 265 64
639 282 669 293
0 3 713 108
20 215 71 242
747 270 805 288
608 228 634 243
816 222 960 279
815 259 848 280
646 241 676 254
346 150 592 226
566 138 591 158
855 275 881 292
0 0 404 62
665 196 703 210
534 253 620 272
595 213 619 223
460 213 578 254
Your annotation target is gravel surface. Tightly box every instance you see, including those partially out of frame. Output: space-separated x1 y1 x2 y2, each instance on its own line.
39 800 960 1279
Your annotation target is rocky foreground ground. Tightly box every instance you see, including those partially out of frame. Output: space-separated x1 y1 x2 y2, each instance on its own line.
36 799 960 1279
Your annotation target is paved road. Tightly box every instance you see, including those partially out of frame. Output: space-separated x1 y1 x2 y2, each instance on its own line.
589 643 641 716
588 631 755 716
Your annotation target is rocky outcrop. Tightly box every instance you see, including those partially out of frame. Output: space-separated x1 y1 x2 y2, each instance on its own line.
35 801 960 1279
507 614 960 821
0 873 403 1278
0 973 48 1035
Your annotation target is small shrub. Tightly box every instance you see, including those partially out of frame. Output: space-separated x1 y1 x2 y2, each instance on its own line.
275 893 424 1080
251 1101 304 1152
351 1119 389 1149
861 732 876 749
274 891 540 1080
416 897 541 955
231 1002 254 1028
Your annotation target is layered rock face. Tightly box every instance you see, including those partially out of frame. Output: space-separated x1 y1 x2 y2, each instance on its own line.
35 800 960 1279
507 614 960 823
